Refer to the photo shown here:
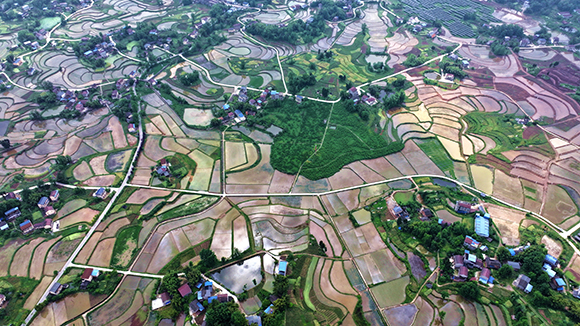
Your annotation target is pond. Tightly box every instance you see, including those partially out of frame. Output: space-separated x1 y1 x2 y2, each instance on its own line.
366 54 389 64
211 256 263 294
424 72 439 80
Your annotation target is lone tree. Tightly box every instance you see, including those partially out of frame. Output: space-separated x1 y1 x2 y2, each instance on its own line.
0 139 10 149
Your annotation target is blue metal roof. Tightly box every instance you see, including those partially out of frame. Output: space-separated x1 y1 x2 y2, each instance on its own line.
223 104 230 110
234 110 244 118
38 197 49 205
509 249 516 256
279 261 288 273
208 296 218 303
474 214 490 237
95 187 105 195
545 254 558 265
5 207 19 215
556 278 566 286
264 304 274 314
19 220 31 227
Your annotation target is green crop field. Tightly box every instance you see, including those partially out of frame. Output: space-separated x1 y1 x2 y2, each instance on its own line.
415 138 456 176
304 257 318 311
261 99 403 180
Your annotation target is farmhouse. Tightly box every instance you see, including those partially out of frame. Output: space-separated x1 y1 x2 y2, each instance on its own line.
93 187 107 199
513 274 533 293
0 221 8 231
485 257 501 270
5 207 21 221
452 255 464 268
545 254 559 267
456 266 468 281
50 190 60 202
419 207 433 221
551 277 566 292
0 294 6 306
43 206 56 217
463 236 480 251
348 86 359 99
178 283 193 297
19 220 34 234
295 95 304 103
128 124 137 133
506 261 521 271
34 218 53 230
4 192 22 201
279 261 288 276
189 300 204 316
478 268 491 284
454 201 476 214
81 268 99 282
49 282 64 295
38 197 50 208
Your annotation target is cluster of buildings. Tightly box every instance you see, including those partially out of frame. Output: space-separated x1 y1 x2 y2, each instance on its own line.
452 236 511 284
221 87 284 125
83 41 116 59
512 254 563 294
152 280 232 322
49 268 98 296
50 86 102 113
349 87 377 106
155 158 172 177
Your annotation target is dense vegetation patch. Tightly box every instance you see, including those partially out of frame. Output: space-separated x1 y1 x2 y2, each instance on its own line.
256 98 403 180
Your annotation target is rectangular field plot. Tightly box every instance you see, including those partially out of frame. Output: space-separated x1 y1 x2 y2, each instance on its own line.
371 276 409 308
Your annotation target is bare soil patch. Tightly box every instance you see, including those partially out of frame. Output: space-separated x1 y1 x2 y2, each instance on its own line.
88 238 115 267
541 235 563 258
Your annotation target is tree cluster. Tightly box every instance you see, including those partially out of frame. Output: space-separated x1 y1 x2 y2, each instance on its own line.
178 71 200 86
403 53 427 67
439 59 467 79
287 71 316 94
246 16 326 45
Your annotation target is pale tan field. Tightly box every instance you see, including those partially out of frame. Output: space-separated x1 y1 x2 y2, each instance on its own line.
87 238 116 267
126 188 171 204
59 208 100 229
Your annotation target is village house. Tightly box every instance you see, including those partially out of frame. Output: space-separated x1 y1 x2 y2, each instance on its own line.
43 206 56 217
455 201 476 214
178 283 193 297
49 282 64 295
485 257 501 270
279 261 288 276
128 124 137 133
464 252 483 269
38 197 50 209
513 274 533 293
452 255 464 269
93 187 107 199
456 266 469 282
507 261 521 271
5 207 21 221
0 294 6 306
463 235 480 251
189 299 204 316
4 192 22 201
545 254 559 267
0 221 9 231
50 190 60 202
551 277 566 292
20 220 34 234
478 268 492 284
34 218 52 230
419 207 433 221
152 293 171 310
